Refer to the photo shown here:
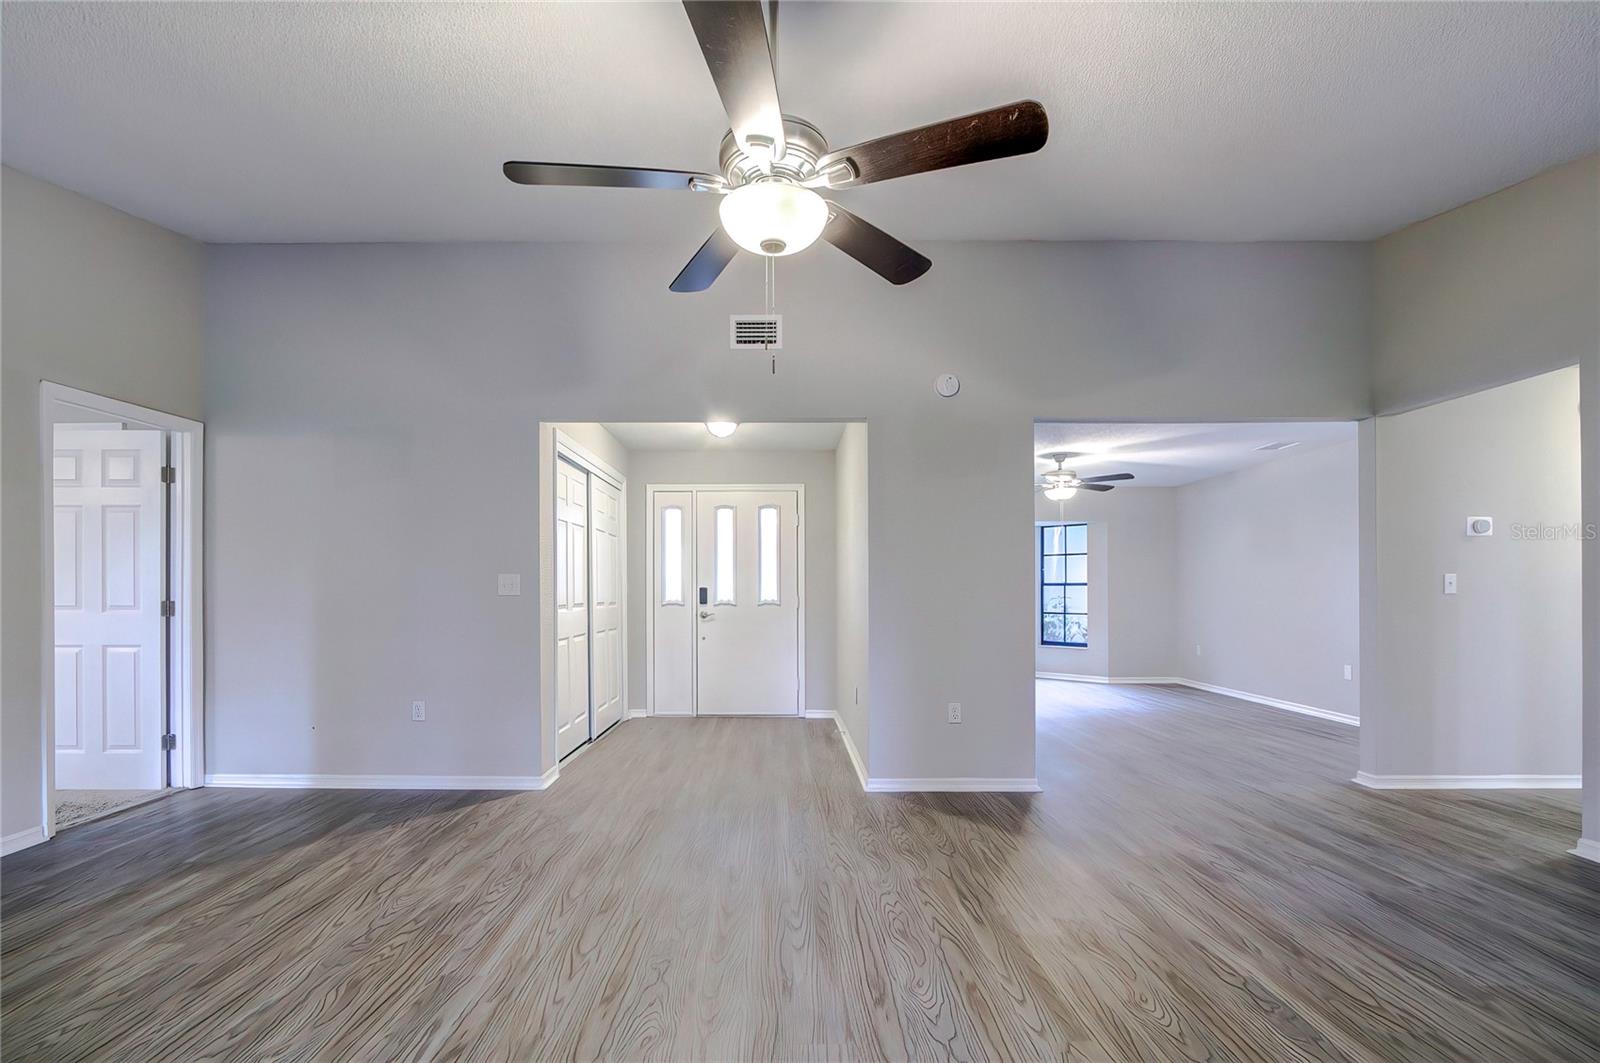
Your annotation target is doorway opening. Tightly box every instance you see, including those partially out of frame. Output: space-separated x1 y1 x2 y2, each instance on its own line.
1029 420 1361 773
539 421 862 778
40 383 204 837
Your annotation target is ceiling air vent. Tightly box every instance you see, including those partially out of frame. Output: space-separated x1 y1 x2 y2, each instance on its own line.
1253 440 1301 452
730 314 782 350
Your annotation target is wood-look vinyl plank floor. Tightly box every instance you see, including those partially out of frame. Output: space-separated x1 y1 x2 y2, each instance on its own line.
4 681 1598 1060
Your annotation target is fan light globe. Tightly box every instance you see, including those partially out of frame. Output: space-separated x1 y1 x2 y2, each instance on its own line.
705 421 739 438
1044 485 1077 502
718 183 828 257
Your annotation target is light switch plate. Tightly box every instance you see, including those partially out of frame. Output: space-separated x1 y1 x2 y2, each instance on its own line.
1344 664 1353 681
497 573 521 596
1443 573 1457 595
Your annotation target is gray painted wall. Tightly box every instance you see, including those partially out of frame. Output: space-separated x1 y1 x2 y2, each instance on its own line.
1175 438 1360 717
1 166 205 838
834 423 869 770
1368 153 1597 842
622 448 837 717
1370 368 1581 777
202 239 1369 785
1374 154 1598 413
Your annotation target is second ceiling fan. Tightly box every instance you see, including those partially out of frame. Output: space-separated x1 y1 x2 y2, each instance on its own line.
504 1 1049 291
1038 453 1135 501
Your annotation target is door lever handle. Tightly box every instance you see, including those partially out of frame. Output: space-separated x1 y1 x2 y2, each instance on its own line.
699 610 714 620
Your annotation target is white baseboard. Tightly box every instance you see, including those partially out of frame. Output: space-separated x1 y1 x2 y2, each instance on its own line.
1177 679 1359 727
1 826 47 857
1036 672 1180 685
804 709 836 720
1354 771 1581 790
864 777 1042 793
204 767 559 791
834 716 868 790
626 709 647 719
1038 672 1359 728
1570 838 1600 864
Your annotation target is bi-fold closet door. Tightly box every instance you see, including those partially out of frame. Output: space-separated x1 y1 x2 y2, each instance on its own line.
555 455 624 760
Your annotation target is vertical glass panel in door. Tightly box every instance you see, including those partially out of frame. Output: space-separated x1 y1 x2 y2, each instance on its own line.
758 506 779 604
714 506 736 603
661 506 683 604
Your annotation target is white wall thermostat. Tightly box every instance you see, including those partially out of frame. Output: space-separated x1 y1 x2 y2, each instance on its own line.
1466 517 1493 537
935 373 961 398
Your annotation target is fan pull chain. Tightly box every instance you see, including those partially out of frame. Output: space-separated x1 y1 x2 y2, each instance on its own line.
766 256 778 374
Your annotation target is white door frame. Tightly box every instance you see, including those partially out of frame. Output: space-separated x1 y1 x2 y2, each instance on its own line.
551 430 627 753
37 382 205 838
645 483 806 717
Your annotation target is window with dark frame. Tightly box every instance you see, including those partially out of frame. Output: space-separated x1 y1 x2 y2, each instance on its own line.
1040 523 1088 647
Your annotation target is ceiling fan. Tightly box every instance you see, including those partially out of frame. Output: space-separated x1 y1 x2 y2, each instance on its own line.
503 1 1049 292
1037 453 1134 500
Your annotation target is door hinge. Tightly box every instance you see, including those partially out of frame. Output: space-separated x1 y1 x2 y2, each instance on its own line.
160 465 176 484
161 600 176 618
160 733 177 751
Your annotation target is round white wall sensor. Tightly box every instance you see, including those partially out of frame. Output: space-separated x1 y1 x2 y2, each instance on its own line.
935 373 961 398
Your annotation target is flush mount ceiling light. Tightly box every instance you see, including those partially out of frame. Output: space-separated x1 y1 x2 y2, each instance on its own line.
706 421 739 438
718 182 828 256
502 1 1049 291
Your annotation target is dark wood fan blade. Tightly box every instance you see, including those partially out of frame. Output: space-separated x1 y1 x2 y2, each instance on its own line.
1078 483 1115 492
1080 473 1134 483
822 204 931 285
503 162 719 190
682 1 785 157
670 228 740 292
815 100 1048 188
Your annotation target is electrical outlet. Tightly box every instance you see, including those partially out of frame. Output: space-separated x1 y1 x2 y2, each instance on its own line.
497 573 521 596
947 702 962 724
411 700 426 721
1343 664 1353 681
1195 644 1202 657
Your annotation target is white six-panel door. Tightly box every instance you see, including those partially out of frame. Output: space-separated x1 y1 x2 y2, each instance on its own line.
589 476 624 737
555 458 591 759
54 428 165 790
694 489 800 715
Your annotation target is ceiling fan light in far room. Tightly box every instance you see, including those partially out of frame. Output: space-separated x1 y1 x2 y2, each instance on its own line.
717 183 828 256
705 421 739 438
1044 485 1077 502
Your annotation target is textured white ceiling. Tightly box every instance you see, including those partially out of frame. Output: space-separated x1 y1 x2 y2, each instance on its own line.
602 421 847 452
1033 421 1357 487
3 2 1595 244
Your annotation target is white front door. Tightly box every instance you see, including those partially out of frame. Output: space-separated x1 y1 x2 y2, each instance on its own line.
694 489 800 715
589 475 624 737
554 458 591 759
53 428 166 790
